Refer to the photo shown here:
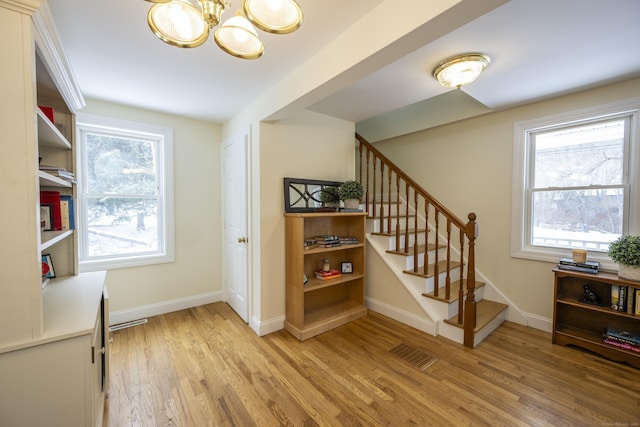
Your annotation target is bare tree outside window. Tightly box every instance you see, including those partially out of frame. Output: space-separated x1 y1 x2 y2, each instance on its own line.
530 120 625 252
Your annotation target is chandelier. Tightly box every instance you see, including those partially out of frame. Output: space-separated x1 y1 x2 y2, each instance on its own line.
145 0 303 59
432 53 490 89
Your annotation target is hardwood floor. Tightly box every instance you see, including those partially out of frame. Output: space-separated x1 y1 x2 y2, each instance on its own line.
105 302 640 426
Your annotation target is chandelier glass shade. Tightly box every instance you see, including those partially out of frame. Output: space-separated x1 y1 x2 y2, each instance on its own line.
145 0 302 59
432 53 490 89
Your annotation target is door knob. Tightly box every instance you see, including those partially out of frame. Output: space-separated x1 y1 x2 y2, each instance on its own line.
237 237 247 243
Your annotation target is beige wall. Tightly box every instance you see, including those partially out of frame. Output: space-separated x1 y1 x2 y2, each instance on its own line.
256 110 356 322
80 99 222 316
372 77 640 324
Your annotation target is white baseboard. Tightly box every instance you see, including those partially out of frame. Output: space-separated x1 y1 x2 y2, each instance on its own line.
522 311 553 333
366 297 436 335
251 314 285 336
109 291 223 326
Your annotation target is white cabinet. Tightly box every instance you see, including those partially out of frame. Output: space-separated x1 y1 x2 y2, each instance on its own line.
0 272 109 427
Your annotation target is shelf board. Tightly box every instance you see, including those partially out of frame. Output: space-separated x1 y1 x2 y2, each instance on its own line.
555 326 640 359
304 273 364 292
38 170 72 188
556 298 639 319
303 243 364 255
41 229 73 251
37 109 71 149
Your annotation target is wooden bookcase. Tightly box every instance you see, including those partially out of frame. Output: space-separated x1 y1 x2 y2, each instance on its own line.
552 268 640 368
284 212 368 340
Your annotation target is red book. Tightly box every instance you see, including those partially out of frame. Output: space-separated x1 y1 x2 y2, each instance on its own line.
40 190 62 231
315 269 340 277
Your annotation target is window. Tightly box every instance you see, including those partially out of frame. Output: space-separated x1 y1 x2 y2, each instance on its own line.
512 98 640 268
76 114 174 271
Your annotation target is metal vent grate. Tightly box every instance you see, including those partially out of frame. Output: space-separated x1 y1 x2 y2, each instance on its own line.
389 343 438 371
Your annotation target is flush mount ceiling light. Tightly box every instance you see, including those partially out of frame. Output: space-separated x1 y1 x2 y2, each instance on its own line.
145 0 303 59
432 53 490 89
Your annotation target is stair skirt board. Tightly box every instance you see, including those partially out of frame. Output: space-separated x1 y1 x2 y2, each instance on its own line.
366 214 509 346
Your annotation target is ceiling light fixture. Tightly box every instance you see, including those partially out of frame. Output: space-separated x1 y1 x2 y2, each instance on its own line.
144 0 303 59
433 53 490 89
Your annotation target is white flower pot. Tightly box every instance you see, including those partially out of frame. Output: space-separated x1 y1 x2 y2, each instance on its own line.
344 199 360 210
618 263 640 282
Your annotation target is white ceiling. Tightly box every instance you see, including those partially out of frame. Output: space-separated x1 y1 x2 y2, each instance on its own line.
46 0 640 126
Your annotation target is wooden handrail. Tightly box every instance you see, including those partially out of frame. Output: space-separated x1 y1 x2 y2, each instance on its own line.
356 133 478 348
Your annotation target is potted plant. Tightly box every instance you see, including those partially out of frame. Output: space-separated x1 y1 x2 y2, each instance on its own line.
338 180 364 210
318 186 339 208
608 235 640 281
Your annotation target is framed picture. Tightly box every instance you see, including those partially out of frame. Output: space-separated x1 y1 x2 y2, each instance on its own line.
40 204 53 231
636 288 640 315
42 254 56 279
341 261 353 274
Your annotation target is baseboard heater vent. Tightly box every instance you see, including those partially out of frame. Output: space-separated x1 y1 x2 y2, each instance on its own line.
109 318 148 331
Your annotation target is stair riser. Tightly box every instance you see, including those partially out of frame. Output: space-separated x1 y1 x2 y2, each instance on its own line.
369 218 420 234
368 203 403 217
404 249 449 270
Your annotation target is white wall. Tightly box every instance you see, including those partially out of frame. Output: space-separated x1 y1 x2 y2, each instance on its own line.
79 99 223 323
371 77 640 329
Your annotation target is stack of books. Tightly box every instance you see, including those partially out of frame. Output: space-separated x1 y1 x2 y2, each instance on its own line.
315 269 341 280
303 239 318 251
557 257 599 274
40 165 77 184
314 235 341 248
603 327 640 353
339 236 359 245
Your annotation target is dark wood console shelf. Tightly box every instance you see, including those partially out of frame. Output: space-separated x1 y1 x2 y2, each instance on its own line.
552 268 640 368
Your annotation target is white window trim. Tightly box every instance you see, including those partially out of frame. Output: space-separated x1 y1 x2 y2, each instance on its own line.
511 97 640 270
76 113 175 272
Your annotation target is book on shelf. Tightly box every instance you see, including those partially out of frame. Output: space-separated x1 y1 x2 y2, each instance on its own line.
611 285 633 312
314 269 341 280
339 236 359 244
602 338 640 353
318 242 341 248
602 327 640 351
313 235 340 242
558 258 599 270
40 190 62 231
556 264 598 274
40 166 77 184
303 239 318 251
59 195 75 231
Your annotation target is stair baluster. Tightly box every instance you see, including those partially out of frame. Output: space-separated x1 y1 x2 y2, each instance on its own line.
355 133 484 348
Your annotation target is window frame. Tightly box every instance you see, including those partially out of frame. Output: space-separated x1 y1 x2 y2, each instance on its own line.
76 113 175 271
511 97 640 270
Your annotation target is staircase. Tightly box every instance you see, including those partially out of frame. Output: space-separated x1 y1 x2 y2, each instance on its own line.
356 133 508 348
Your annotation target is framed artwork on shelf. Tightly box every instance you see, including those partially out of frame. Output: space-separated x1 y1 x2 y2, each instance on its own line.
42 254 56 279
341 261 353 274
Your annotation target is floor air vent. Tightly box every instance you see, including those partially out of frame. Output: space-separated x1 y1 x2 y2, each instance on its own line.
389 343 438 371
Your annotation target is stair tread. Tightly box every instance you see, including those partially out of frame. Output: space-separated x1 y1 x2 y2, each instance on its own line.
421 279 486 303
371 228 427 236
386 243 444 256
402 260 462 278
444 300 508 332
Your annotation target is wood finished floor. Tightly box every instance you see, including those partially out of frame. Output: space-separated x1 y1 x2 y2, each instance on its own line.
105 302 640 426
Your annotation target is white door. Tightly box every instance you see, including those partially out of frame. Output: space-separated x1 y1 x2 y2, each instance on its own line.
222 132 249 322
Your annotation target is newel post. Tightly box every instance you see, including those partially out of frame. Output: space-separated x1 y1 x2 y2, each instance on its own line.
463 212 477 348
